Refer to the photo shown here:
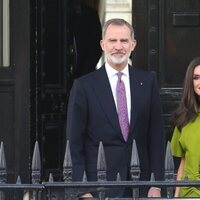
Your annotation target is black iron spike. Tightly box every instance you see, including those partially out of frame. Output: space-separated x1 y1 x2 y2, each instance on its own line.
97 141 107 182
184 173 189 181
150 172 155 181
165 141 174 172
130 140 140 199
165 141 174 198
48 173 54 183
16 175 21 184
116 172 121 181
63 140 72 182
31 141 41 184
82 170 87 182
130 139 140 181
0 141 7 183
0 142 6 169
97 141 106 171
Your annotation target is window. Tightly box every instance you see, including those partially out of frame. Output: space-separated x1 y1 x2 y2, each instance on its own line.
105 0 132 23
0 0 10 67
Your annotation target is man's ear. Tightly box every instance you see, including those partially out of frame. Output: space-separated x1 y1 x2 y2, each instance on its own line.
131 39 137 51
100 40 105 51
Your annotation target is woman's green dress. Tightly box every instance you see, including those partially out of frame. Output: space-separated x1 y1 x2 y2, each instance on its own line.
171 115 200 197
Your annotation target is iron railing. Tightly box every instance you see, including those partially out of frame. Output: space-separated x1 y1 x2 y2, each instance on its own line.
0 140 200 199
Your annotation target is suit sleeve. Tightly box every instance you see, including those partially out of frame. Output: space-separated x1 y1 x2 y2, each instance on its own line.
66 79 88 181
148 72 165 181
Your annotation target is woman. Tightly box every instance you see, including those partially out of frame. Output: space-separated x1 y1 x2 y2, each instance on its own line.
171 57 200 197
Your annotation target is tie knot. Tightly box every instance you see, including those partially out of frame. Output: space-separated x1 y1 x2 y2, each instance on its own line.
117 72 123 80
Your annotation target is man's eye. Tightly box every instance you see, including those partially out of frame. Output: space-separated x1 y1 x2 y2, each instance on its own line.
109 39 116 42
121 40 128 43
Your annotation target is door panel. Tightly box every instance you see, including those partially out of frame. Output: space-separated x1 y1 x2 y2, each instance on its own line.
31 0 70 181
133 0 200 144
31 0 101 181
161 0 200 141
163 0 200 86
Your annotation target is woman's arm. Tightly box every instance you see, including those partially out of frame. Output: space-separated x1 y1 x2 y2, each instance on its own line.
174 157 185 197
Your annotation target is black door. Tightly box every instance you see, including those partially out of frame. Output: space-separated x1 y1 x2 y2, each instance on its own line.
30 0 71 180
133 0 200 143
30 0 102 181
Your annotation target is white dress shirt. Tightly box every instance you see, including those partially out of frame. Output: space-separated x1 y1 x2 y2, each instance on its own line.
105 62 131 123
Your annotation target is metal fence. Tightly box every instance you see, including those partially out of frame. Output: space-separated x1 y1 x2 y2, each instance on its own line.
0 140 200 200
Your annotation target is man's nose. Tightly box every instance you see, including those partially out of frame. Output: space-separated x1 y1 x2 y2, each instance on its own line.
115 41 123 50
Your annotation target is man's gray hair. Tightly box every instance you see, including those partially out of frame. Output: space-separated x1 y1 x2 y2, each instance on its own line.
102 18 135 39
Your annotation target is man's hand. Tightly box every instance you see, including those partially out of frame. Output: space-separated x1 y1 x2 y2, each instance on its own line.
147 187 161 197
80 193 93 199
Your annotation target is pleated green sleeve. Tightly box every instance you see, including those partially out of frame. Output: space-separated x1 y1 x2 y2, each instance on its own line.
170 126 184 157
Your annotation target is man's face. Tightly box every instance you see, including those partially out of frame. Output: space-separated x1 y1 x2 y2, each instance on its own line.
100 24 136 70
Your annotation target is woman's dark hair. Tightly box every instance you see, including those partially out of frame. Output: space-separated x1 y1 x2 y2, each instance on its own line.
172 57 200 131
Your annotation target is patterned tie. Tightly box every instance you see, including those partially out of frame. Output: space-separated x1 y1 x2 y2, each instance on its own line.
116 72 129 141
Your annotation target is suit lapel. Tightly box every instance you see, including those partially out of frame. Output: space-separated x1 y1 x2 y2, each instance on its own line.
92 65 144 141
129 66 139 134
92 66 121 133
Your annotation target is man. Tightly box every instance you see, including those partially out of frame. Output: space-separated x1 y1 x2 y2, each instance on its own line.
66 18 164 198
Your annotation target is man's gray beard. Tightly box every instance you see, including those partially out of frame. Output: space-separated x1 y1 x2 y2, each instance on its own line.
106 53 131 65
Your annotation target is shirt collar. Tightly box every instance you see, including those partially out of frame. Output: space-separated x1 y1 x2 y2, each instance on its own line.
105 62 129 79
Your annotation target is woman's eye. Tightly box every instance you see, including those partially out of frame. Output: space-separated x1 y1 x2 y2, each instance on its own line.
193 75 200 80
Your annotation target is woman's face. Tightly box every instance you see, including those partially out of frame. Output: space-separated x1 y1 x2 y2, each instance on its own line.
193 65 200 96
